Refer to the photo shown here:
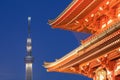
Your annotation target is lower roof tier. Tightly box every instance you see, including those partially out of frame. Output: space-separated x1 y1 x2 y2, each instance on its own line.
44 20 120 78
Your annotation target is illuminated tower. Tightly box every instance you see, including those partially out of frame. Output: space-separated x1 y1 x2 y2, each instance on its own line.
24 17 34 80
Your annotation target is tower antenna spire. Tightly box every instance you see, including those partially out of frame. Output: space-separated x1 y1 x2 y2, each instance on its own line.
28 17 31 37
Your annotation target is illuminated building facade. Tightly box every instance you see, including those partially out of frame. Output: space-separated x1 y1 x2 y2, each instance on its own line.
25 17 34 80
44 0 120 80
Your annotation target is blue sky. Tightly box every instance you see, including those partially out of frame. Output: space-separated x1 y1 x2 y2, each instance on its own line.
0 0 91 80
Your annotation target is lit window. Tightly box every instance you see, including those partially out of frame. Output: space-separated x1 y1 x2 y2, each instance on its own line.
118 13 120 18
75 20 79 24
102 24 106 28
106 1 110 5
107 19 113 24
99 7 103 11
115 65 120 73
87 63 89 66
91 14 94 17
80 66 84 70
85 19 88 22
119 48 120 52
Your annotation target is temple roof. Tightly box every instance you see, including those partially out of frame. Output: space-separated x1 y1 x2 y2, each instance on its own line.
50 0 103 23
49 0 104 33
49 0 120 33
44 21 120 75
44 0 120 77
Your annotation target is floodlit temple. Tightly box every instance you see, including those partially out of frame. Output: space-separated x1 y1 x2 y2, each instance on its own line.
44 0 120 80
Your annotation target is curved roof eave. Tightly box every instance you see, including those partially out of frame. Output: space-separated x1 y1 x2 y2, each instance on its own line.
44 21 120 69
49 0 81 25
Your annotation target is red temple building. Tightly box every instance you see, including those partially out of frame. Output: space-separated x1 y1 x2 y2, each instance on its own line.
44 0 120 80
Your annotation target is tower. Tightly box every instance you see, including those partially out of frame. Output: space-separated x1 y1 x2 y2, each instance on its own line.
25 17 34 80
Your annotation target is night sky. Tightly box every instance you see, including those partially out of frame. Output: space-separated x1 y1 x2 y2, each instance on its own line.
0 0 92 80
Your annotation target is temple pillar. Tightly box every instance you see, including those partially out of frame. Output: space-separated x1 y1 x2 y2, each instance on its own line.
105 60 116 80
114 59 120 80
94 56 116 80
94 67 107 80
106 69 114 80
